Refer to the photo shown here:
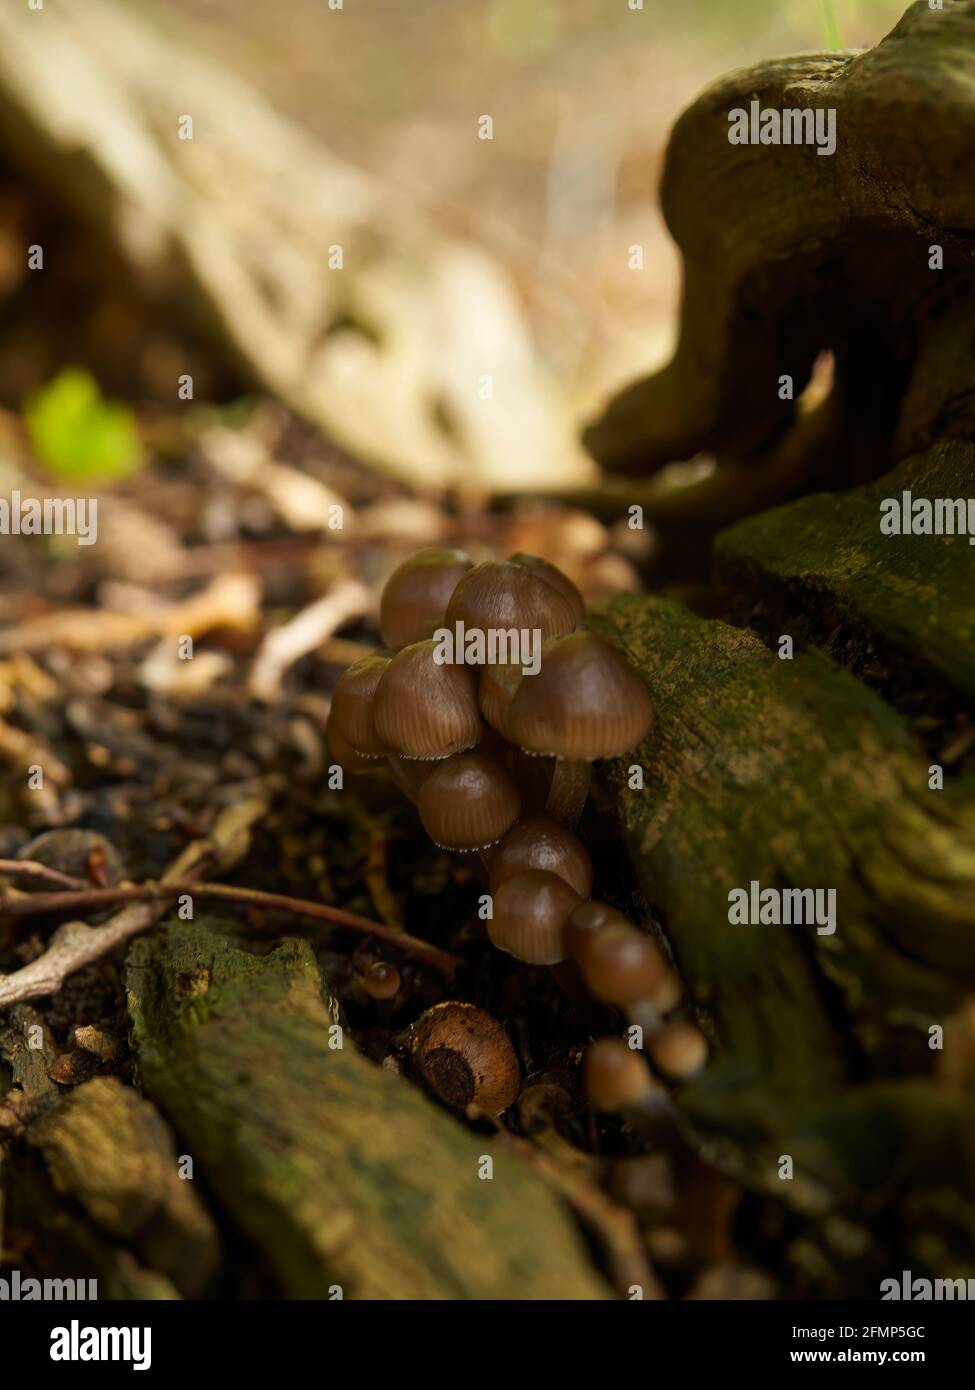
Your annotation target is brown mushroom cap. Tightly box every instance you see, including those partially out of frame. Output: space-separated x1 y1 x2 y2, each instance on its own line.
509 553 586 626
478 662 524 742
326 715 382 774
649 1021 708 1079
374 639 482 759
363 961 401 1000
583 1037 654 1111
409 1001 520 1113
329 654 390 757
418 753 521 851
487 869 582 964
488 817 593 899
380 547 473 650
650 966 684 1014
570 903 667 1004
508 632 653 761
445 558 579 642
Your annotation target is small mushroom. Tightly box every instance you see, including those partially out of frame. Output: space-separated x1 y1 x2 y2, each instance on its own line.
417 753 521 851
325 716 380 773
445 558 580 642
363 961 401 1000
583 1037 667 1119
487 869 582 964
408 1001 520 1113
569 903 666 1002
648 1021 709 1080
380 546 473 649
374 639 482 759
478 662 524 742
328 654 390 758
487 816 593 899
568 901 679 1035
507 632 653 824
508 552 586 626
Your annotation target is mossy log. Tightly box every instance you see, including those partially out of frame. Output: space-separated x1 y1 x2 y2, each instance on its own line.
591 594 975 1263
5 1076 220 1299
584 1 975 528
716 438 975 704
125 922 610 1300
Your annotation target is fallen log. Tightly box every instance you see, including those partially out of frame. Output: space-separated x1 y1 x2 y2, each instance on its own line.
5 1076 221 1299
125 921 610 1300
590 594 975 1281
716 438 975 705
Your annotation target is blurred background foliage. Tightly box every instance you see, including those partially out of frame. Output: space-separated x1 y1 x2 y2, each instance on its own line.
150 0 907 411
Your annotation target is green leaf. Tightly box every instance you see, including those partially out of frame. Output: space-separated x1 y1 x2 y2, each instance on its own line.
24 368 143 482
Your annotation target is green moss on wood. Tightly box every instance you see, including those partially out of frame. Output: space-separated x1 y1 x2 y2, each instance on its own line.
126 922 610 1300
591 594 975 1223
716 440 975 702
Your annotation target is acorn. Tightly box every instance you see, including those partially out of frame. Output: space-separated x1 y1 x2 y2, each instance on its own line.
407 1002 520 1113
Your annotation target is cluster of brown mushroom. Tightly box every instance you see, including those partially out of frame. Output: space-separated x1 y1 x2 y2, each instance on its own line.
326 546 707 1113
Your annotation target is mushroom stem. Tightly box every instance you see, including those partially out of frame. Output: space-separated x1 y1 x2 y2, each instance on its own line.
386 755 418 803
620 1090 682 1145
544 758 591 825
547 958 592 1010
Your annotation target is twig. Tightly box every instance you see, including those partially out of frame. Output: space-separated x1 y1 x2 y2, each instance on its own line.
0 787 274 1011
1 879 462 978
0 859 89 891
0 573 261 656
248 577 371 702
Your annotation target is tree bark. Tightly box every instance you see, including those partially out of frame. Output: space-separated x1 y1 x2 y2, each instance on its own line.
591 594 975 1267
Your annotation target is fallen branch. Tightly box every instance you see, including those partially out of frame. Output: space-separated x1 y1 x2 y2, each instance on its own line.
125 924 608 1298
0 786 275 1010
1 879 461 977
248 578 371 702
0 859 89 891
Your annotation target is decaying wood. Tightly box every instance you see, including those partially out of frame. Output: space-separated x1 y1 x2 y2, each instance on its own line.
584 1 975 520
715 438 975 704
5 1076 221 1299
126 921 610 1300
0 1005 60 1140
591 594 975 1259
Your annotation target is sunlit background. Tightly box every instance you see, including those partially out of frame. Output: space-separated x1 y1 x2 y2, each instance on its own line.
155 0 909 411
